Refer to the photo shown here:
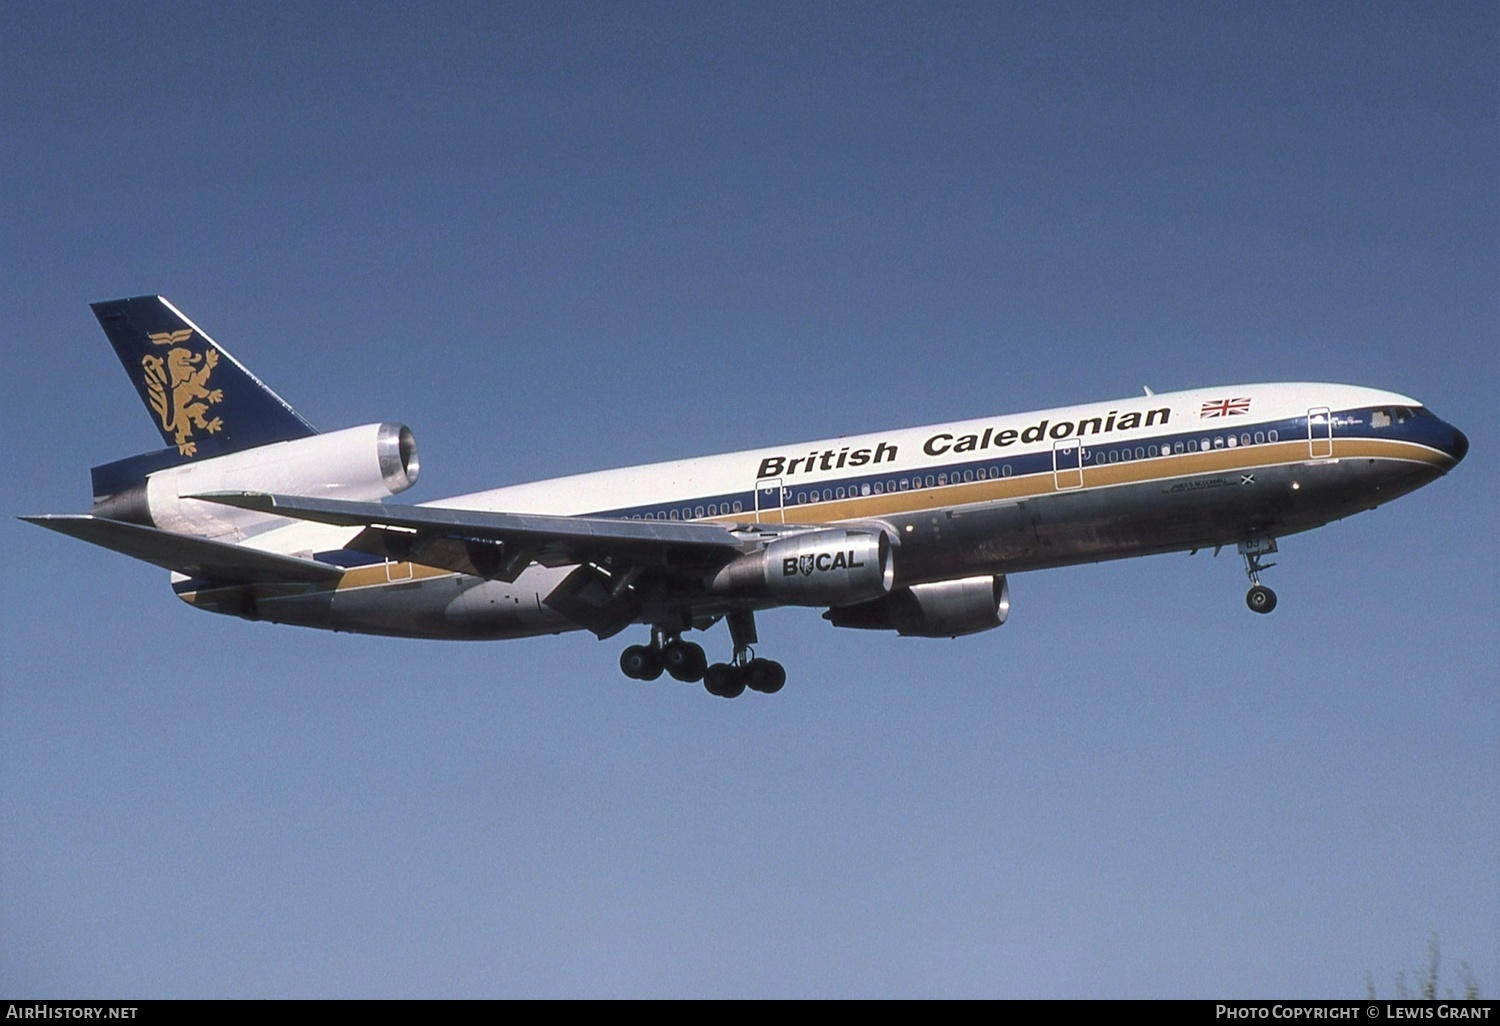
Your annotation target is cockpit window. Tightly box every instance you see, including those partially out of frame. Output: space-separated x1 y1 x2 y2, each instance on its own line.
1371 409 1391 428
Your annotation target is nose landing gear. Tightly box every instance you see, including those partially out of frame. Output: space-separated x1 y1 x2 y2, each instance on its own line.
1238 537 1278 614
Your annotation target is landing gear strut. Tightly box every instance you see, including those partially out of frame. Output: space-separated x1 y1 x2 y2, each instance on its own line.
1238 537 1278 614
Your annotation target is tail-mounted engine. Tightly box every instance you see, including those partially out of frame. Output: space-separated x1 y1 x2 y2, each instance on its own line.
91 423 419 539
825 574 1010 637
710 528 894 606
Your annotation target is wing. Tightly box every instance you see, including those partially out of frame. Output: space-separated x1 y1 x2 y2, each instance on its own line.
194 491 763 639
21 514 343 585
195 491 751 575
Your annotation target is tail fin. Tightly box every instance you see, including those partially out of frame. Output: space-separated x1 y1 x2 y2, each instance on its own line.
92 296 317 456
89 296 319 500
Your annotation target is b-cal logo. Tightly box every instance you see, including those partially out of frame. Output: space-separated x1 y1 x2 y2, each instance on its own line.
143 329 224 455
783 550 866 577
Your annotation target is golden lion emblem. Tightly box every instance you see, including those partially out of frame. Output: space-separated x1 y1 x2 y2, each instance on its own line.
143 329 224 455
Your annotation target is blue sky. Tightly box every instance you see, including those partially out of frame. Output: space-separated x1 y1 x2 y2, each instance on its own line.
2 1 1495 998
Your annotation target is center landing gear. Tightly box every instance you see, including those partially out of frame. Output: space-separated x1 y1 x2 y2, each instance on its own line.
1238 536 1279 614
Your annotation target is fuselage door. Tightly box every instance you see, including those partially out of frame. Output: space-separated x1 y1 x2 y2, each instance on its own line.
755 477 785 524
1307 407 1333 459
1052 439 1083 490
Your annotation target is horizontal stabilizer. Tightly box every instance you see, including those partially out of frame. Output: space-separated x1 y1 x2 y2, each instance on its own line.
20 515 343 585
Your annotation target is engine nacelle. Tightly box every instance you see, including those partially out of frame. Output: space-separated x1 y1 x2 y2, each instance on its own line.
824 574 1010 637
710 529 894 606
93 423 419 540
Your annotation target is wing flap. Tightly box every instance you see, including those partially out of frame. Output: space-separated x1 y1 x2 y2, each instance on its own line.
21 515 343 584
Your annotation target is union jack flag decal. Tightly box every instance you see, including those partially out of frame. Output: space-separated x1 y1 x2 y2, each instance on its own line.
1200 397 1252 418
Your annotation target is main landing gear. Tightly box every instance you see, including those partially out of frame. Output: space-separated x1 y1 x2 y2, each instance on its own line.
1238 537 1278 614
618 611 787 699
620 630 707 683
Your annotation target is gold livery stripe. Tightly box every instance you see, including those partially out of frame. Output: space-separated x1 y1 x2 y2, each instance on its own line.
731 436 1452 526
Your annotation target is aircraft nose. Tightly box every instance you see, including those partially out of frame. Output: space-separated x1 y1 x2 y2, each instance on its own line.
1449 425 1469 464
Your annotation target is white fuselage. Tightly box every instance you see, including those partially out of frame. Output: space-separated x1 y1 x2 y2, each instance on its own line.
199 381 1464 643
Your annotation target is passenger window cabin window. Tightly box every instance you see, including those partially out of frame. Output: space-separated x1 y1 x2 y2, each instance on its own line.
1174 442 1184 454
1002 465 1012 478
669 510 678 520
1268 430 1278 442
862 484 871 496
1254 431 1265 444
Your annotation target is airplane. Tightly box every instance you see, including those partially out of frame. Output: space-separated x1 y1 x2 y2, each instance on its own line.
24 296 1470 698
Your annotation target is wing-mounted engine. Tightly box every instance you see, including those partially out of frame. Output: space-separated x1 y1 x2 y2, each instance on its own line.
709 528 894 606
91 423 419 540
825 574 1010 637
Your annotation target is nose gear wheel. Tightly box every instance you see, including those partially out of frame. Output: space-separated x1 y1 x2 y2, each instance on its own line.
1238 537 1279 615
